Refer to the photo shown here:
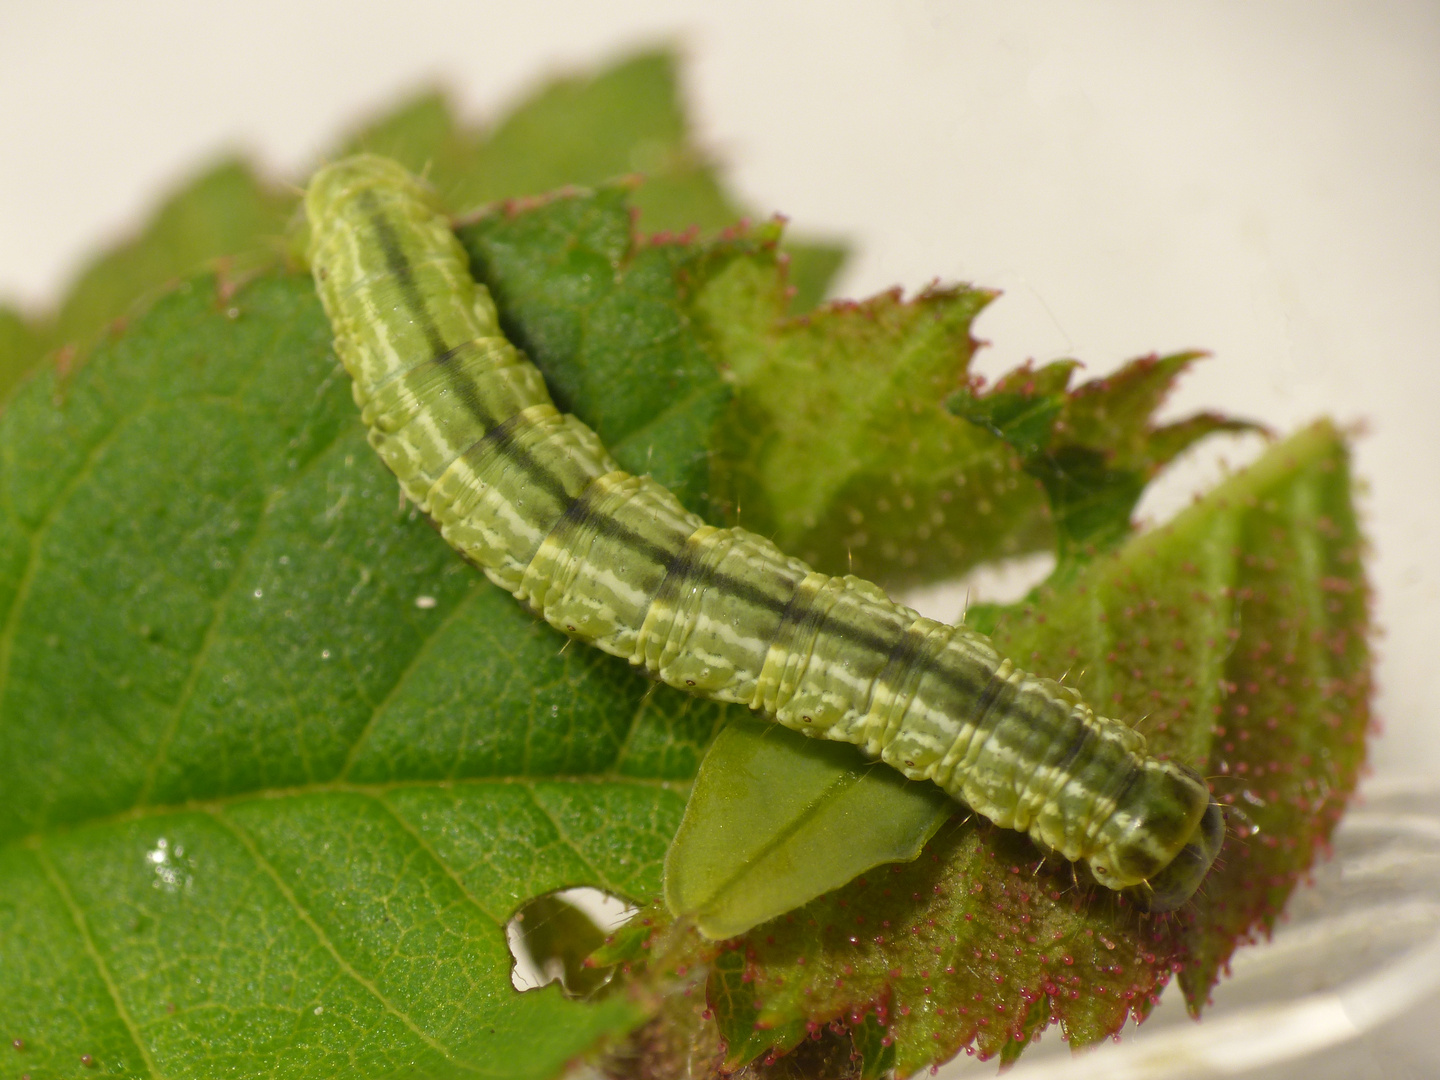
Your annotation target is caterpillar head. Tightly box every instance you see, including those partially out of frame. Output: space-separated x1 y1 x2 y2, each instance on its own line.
1086 762 1223 909
1132 797 1225 912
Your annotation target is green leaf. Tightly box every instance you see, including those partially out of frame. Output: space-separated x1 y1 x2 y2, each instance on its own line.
985 424 1371 1016
4 172 864 1077
850 1011 897 1079
511 892 616 1000
456 187 740 515
613 421 1370 1076
50 160 294 355
950 353 1264 571
0 272 718 1077
0 304 48 406
454 185 1066 590
709 945 807 1069
663 716 951 940
700 273 1055 587
659 350 1259 953
452 190 1103 962
0 161 292 403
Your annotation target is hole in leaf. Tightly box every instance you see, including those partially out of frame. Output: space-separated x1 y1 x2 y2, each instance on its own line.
506 887 635 999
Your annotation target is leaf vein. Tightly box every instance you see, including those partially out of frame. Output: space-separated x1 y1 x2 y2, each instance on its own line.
0 416 131 705
373 792 508 924
339 582 486 780
524 785 611 892
209 807 487 1074
133 419 352 804
33 843 166 1080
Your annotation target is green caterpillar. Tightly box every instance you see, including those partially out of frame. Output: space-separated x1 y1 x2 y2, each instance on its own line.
304 154 1223 913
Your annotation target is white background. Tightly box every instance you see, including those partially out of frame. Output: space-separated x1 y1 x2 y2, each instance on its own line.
1 1 1437 1075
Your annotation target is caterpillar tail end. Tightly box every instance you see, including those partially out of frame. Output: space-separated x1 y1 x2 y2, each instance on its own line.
1129 800 1226 913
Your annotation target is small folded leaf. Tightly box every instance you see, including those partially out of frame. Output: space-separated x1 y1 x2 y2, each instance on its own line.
664 717 951 939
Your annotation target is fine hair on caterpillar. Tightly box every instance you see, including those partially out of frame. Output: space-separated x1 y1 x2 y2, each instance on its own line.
304 153 1225 913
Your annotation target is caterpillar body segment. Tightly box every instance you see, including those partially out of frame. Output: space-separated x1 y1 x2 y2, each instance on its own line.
305 154 1223 911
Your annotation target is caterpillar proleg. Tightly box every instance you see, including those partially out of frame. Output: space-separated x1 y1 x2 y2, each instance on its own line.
304 154 1224 912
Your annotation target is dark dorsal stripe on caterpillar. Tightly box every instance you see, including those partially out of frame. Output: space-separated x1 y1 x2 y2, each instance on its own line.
304 154 1224 913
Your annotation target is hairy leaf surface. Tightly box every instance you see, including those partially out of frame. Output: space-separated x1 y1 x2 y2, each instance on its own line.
602 422 1370 1077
